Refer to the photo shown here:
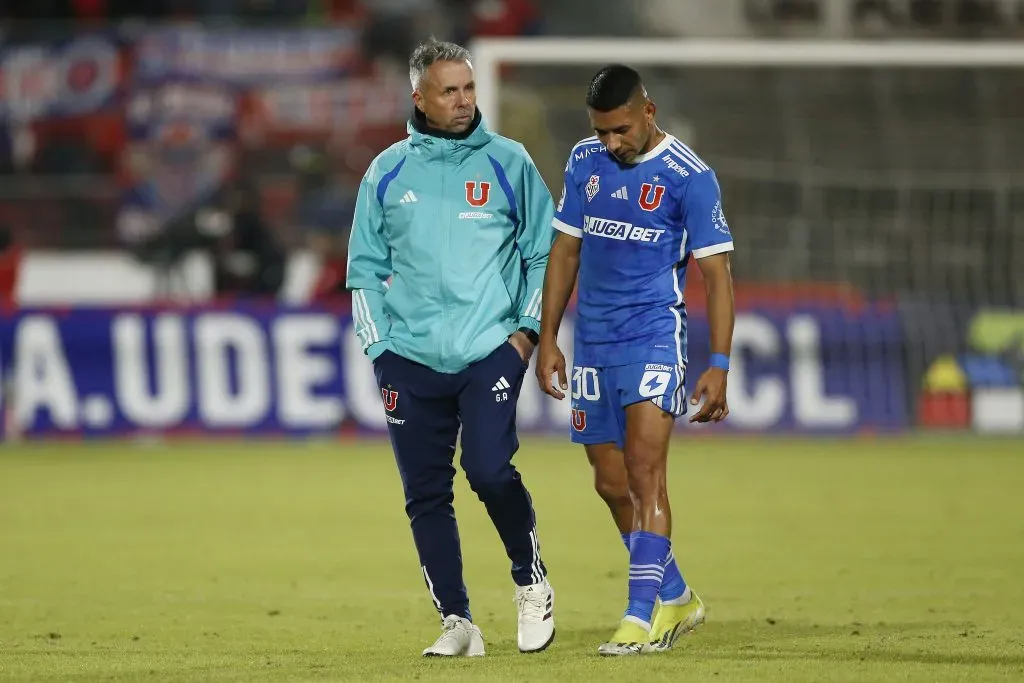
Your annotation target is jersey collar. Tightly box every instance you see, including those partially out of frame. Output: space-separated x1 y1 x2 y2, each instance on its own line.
626 133 675 164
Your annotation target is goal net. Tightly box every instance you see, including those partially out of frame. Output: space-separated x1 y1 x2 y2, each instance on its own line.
472 38 1024 434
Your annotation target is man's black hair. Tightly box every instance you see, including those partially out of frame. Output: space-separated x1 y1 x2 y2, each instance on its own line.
586 64 643 112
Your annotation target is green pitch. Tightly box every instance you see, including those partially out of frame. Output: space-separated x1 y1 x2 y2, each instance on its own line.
1 437 1023 682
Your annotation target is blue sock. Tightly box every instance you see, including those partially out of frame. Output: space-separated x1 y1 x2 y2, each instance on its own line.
621 533 688 604
659 548 688 603
625 531 671 628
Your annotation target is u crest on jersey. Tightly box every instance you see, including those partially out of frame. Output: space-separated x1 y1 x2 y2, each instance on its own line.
465 181 491 207
381 388 398 411
639 183 665 212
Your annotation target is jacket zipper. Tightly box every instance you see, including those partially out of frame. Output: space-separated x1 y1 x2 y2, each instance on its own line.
438 143 449 369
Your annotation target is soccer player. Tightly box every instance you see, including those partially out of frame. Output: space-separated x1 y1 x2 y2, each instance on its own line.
347 38 556 657
536 64 735 656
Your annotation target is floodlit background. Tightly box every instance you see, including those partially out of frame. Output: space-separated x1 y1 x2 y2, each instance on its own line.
0 2 1022 681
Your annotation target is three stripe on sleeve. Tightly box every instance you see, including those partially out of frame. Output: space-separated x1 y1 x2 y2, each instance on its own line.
352 290 380 349
523 289 542 320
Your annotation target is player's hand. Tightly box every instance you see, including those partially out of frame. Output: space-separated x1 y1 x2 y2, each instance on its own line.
689 367 729 423
508 331 536 363
536 339 568 400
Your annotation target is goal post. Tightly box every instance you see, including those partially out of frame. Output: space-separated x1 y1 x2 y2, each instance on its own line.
469 37 1024 434
471 38 1024 132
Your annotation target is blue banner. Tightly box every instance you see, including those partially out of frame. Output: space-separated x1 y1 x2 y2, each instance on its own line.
133 27 362 86
0 35 122 122
0 303 906 438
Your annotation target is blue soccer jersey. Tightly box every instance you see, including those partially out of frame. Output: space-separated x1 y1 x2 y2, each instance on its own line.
553 133 734 369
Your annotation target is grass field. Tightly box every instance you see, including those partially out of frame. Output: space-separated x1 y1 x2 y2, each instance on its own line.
1 436 1023 682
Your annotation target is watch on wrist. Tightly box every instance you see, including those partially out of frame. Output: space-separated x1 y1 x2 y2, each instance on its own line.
517 327 539 345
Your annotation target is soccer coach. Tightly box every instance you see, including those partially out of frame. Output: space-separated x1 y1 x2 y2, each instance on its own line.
346 38 556 657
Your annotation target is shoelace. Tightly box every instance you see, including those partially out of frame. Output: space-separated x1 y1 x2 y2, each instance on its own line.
515 588 547 621
435 616 465 644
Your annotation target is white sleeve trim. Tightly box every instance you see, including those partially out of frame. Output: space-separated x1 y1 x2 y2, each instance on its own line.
692 241 734 259
552 217 583 238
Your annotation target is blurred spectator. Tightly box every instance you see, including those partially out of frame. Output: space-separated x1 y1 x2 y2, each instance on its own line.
0 223 23 308
31 137 105 175
1 0 69 20
68 0 111 21
0 128 16 176
909 0 945 26
123 174 282 299
853 0 898 32
445 0 541 44
956 0 1001 28
746 0 821 23
237 0 310 22
290 145 358 301
204 179 286 297
2 0 146 21
304 0 366 22
361 0 447 64
0 0 329 22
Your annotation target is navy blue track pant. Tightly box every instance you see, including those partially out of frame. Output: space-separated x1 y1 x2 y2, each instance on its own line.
373 342 547 621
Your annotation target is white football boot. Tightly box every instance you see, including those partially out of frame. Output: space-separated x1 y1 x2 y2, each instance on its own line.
422 615 485 657
514 580 555 653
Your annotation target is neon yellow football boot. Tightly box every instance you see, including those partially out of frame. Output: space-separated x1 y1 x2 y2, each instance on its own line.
646 591 705 652
597 618 650 656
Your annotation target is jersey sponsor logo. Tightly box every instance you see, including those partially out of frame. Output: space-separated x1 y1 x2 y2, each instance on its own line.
459 211 493 220
639 183 666 212
712 200 730 234
644 363 673 372
585 174 600 202
574 145 605 162
661 154 690 178
639 370 671 398
583 216 666 243
571 408 587 431
381 387 398 411
465 181 491 207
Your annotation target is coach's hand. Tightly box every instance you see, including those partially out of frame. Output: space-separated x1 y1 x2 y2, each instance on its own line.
689 367 729 423
508 331 536 363
536 340 568 400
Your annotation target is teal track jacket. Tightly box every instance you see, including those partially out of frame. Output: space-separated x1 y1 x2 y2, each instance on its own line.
346 110 554 374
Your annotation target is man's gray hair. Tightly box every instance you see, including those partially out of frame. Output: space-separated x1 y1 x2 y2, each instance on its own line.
409 37 472 91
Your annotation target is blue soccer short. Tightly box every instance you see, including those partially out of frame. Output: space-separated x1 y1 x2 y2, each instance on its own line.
569 361 687 448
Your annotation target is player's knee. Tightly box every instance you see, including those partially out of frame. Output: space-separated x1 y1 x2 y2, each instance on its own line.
593 472 629 506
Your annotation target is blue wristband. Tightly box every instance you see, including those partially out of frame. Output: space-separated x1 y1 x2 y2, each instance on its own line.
710 353 730 371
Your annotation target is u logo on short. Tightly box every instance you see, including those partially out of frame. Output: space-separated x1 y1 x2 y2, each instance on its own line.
571 408 587 431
